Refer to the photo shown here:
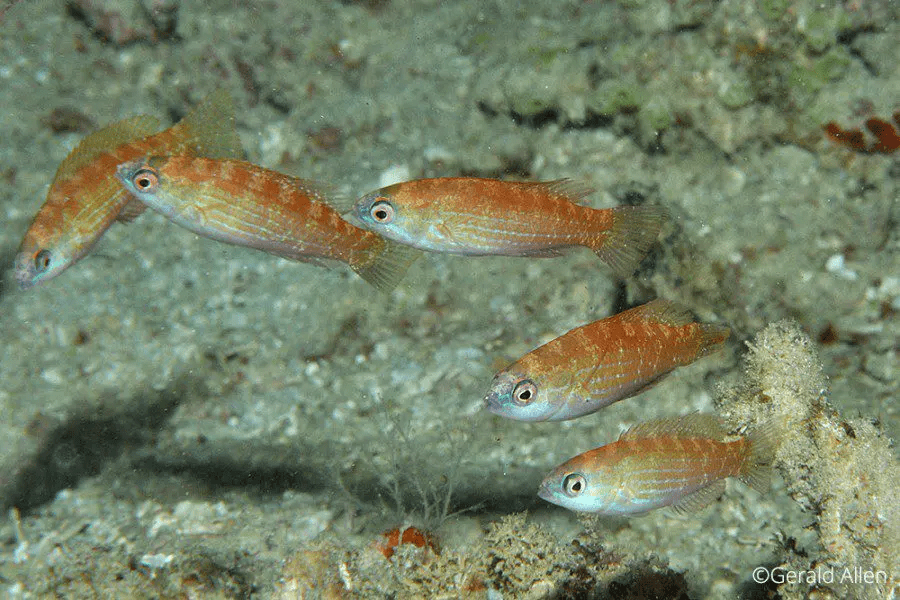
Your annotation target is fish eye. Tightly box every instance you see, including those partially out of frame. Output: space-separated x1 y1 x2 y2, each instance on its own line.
131 168 159 192
34 249 52 273
369 199 395 224
562 473 586 497
512 379 537 406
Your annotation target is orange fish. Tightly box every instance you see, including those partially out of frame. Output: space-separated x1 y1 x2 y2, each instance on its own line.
115 156 419 291
484 300 730 421
352 177 667 276
14 90 243 289
538 414 777 515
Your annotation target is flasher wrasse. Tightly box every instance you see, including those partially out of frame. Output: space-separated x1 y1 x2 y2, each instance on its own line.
538 414 777 515
14 90 243 289
353 177 667 276
484 300 730 421
115 156 419 291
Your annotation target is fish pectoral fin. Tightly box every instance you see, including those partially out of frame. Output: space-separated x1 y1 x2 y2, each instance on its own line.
115 197 148 223
626 374 667 397
427 221 457 245
670 479 726 514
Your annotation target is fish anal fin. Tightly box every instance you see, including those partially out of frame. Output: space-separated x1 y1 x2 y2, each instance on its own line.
624 374 666 398
352 239 422 292
670 479 726 514
53 115 162 185
170 89 244 160
518 246 569 258
621 413 728 441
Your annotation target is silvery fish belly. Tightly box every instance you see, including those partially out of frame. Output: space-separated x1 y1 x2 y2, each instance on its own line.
538 414 777 515
484 299 730 421
352 177 667 277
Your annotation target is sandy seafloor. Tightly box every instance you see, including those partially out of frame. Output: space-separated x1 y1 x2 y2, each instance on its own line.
0 1 898 598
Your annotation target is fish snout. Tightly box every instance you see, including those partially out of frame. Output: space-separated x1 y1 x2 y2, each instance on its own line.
483 389 502 414
536 479 555 504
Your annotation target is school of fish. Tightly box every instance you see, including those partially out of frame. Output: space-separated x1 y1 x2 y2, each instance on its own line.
16 91 778 519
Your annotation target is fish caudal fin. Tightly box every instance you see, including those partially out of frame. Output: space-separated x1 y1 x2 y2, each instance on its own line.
170 89 245 159
594 205 668 276
738 420 780 494
695 322 731 359
352 240 422 292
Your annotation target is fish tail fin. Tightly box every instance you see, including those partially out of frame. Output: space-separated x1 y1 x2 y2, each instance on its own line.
738 420 781 494
593 205 668 276
352 239 422 292
170 89 245 159
695 323 731 359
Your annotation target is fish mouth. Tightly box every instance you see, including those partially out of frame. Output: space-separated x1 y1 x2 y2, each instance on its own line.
536 481 553 503
13 255 37 290
483 390 501 414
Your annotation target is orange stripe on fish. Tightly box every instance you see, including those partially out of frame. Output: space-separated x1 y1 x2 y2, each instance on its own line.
538 414 778 515
484 299 730 421
352 177 667 276
14 89 243 289
115 156 419 291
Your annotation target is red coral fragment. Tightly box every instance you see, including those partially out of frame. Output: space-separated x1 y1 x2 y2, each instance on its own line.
865 118 900 153
824 111 900 154
824 122 867 152
376 526 440 560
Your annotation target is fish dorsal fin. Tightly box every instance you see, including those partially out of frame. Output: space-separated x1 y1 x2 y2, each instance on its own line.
620 413 727 441
283 176 355 213
169 88 244 159
527 179 595 204
620 299 694 327
52 114 162 185
670 479 726 514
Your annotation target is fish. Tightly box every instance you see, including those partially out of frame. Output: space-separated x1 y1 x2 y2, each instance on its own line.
14 89 243 289
352 177 667 276
114 155 420 291
484 299 730 421
538 414 777 515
